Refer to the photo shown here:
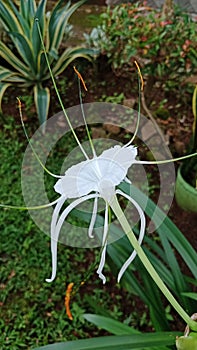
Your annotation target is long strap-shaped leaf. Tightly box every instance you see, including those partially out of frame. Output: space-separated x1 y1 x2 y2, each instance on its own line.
83 314 172 350
33 332 179 350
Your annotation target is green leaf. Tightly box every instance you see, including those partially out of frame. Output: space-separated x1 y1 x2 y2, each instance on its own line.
0 41 29 77
33 85 50 126
20 0 36 23
33 332 178 350
83 314 173 350
158 232 189 312
32 0 47 59
181 292 197 301
0 0 91 127
53 47 92 76
83 314 140 335
0 1 22 33
9 32 36 73
48 0 86 52
0 67 15 81
6 0 30 38
0 82 11 112
0 62 26 87
192 85 197 151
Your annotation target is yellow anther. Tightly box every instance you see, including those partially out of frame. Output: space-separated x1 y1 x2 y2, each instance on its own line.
65 282 74 320
134 60 144 91
73 66 88 91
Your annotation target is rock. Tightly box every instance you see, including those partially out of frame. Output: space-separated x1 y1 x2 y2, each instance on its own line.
174 141 185 154
91 127 107 139
103 123 121 135
123 98 136 109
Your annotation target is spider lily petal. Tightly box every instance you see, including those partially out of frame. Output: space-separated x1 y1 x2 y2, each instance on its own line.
102 145 137 169
45 196 67 283
96 203 109 284
46 193 101 283
88 196 98 238
116 189 146 282
51 196 67 237
54 145 137 199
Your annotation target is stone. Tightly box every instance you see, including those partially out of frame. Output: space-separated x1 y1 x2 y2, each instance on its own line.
103 123 121 135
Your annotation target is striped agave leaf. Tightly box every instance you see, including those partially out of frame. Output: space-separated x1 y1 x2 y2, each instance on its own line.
0 0 92 127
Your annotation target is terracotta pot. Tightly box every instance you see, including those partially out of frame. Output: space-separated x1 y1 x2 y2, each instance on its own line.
175 166 197 213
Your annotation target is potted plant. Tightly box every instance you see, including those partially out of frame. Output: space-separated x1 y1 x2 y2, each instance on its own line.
175 85 197 212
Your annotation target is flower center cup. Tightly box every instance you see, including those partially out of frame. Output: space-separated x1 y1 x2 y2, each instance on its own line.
98 178 115 202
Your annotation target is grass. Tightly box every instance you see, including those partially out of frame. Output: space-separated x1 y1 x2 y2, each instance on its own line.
0 117 84 349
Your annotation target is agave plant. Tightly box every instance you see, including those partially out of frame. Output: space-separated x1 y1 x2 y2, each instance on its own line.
0 0 92 126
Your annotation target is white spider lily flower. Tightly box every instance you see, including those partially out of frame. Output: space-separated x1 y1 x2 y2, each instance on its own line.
54 145 137 198
46 144 146 284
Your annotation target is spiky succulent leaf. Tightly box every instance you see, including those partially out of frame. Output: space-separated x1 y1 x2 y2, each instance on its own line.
48 0 86 52
0 41 29 76
32 0 47 59
0 0 92 125
53 47 92 76
0 1 22 33
34 84 50 127
0 83 11 112
20 0 36 22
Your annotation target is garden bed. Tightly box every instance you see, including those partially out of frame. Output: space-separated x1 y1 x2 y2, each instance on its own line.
0 1 197 349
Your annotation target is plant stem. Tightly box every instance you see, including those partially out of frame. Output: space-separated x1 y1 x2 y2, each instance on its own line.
110 194 197 332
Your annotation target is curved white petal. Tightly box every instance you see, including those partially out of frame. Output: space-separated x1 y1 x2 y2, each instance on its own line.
47 196 66 281
51 196 67 238
88 196 98 238
115 189 146 283
96 203 109 284
45 196 66 283
46 193 101 283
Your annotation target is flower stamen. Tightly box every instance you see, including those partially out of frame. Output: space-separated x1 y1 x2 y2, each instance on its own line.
73 66 88 92
65 282 74 320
